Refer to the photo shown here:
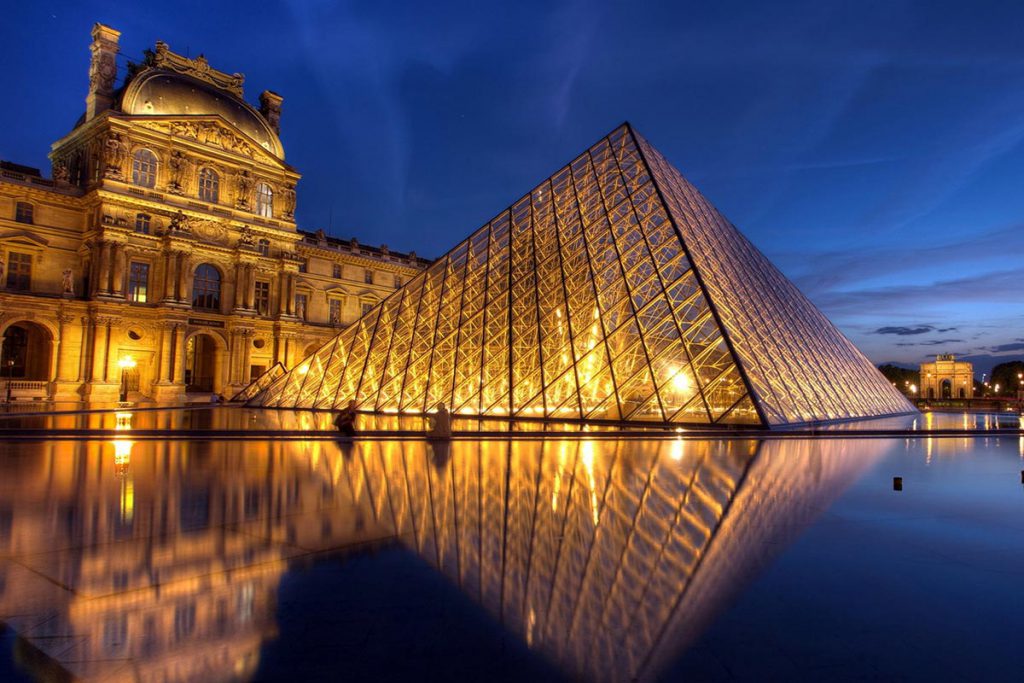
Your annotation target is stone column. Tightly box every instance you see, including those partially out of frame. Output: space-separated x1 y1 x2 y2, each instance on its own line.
245 265 256 310
241 330 253 382
234 263 245 310
105 317 122 381
163 252 177 302
111 244 127 296
286 274 296 316
177 253 189 303
97 242 112 294
54 313 76 381
157 324 173 382
173 324 187 384
91 317 109 381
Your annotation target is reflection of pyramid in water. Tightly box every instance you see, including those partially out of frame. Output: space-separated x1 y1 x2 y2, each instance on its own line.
252 124 914 426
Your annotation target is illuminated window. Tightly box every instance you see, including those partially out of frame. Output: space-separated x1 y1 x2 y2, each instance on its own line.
329 298 342 324
257 238 270 256
134 213 151 234
127 262 149 303
6 252 31 291
332 263 342 278
14 202 33 224
198 167 219 203
364 269 373 284
131 149 158 188
254 280 270 315
255 182 273 217
191 263 221 311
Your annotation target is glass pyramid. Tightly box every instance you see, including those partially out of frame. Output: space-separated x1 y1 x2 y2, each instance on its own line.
251 124 914 426
231 362 285 402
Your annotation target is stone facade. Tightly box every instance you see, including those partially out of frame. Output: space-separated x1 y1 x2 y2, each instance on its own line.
0 24 428 403
919 354 974 400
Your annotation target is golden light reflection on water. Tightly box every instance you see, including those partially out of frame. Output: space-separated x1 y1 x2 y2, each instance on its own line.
0 436 896 682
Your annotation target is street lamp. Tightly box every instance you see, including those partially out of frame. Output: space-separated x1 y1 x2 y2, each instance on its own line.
118 356 136 403
4 357 14 405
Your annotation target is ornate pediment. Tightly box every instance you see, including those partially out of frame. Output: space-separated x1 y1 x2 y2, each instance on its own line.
132 118 281 166
149 41 244 97
188 218 231 246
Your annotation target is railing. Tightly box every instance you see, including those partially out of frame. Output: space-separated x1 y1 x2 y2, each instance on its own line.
0 380 50 400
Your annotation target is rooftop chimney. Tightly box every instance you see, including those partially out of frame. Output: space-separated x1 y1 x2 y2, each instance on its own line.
86 23 121 121
259 90 283 134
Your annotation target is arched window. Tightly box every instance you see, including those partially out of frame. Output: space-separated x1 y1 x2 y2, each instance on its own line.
255 183 273 218
132 149 158 188
198 168 219 203
191 263 222 311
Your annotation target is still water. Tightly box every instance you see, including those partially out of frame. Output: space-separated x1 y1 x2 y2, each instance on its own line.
0 433 1022 681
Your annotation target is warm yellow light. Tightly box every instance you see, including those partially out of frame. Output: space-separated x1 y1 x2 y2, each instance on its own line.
118 356 137 369
909 384 917 394
671 370 689 393
115 412 133 431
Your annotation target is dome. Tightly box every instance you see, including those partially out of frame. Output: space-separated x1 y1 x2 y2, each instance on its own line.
121 69 284 159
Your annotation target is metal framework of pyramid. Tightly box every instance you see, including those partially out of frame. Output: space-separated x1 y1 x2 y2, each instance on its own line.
250 124 914 427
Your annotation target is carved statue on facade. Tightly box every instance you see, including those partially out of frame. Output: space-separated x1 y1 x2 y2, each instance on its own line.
380 244 390 259
52 159 70 184
295 296 306 321
238 226 255 247
350 237 359 254
235 170 253 209
103 132 128 178
282 183 297 219
61 268 75 296
169 210 191 233
167 151 190 194
170 120 200 139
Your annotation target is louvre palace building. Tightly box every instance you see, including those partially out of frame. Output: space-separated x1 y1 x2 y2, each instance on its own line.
0 24 429 403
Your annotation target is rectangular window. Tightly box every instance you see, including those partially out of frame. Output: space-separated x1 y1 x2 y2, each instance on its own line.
295 293 308 321
364 269 373 284
174 603 196 641
361 301 373 316
127 262 149 303
254 281 270 315
6 252 32 291
298 259 307 274
332 264 342 278
15 202 33 224
257 239 270 256
394 275 402 289
135 213 151 234
329 299 342 325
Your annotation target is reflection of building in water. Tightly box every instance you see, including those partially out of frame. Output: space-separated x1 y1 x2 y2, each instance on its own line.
0 437 392 681
0 436 889 681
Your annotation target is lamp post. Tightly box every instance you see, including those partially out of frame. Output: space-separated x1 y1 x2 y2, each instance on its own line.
118 356 136 403
4 358 14 405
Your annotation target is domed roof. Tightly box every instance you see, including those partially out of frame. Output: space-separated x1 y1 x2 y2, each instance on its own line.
121 69 284 159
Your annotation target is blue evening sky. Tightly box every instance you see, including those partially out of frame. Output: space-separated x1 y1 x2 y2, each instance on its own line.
1 1 1022 375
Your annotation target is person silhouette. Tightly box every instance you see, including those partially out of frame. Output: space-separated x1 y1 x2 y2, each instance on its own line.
428 403 451 439
334 399 358 437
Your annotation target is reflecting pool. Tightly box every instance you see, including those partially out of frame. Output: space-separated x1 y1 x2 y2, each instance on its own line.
1 433 1022 681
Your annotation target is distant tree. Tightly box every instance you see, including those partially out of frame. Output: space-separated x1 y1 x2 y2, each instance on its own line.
877 364 920 395
989 360 1024 396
